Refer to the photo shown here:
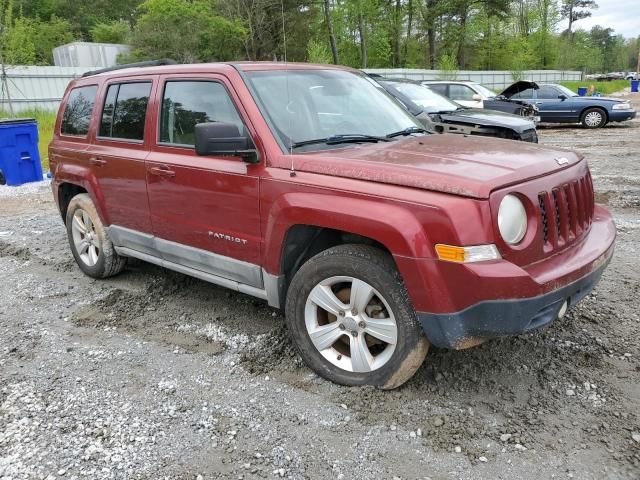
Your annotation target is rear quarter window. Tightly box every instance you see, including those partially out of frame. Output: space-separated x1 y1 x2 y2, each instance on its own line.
61 85 98 136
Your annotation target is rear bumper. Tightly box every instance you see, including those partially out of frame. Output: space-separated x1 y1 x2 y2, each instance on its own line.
609 110 636 122
410 206 616 349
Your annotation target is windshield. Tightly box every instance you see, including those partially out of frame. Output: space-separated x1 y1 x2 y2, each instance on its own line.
472 83 497 98
386 82 460 113
553 84 578 97
245 69 421 150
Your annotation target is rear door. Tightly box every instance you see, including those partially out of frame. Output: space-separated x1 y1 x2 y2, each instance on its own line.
145 74 262 286
87 77 155 237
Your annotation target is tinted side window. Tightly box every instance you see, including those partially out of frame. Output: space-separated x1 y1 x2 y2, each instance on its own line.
448 84 475 101
427 84 448 96
61 86 98 136
537 86 561 99
160 81 244 146
99 82 151 141
510 88 535 99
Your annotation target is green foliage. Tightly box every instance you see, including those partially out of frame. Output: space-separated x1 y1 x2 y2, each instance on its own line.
31 16 74 64
437 54 458 79
0 0 637 74
307 39 332 64
90 20 130 44
560 80 631 96
126 0 246 63
3 17 36 64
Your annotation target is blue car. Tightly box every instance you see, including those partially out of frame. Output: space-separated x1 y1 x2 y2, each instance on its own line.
498 82 636 129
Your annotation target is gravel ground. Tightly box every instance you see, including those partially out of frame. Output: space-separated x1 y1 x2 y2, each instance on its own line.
1 93 639 479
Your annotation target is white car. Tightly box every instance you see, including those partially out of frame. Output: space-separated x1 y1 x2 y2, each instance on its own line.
421 80 498 109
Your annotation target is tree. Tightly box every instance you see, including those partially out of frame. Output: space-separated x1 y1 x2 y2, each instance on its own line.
127 0 246 63
90 20 130 44
561 0 597 35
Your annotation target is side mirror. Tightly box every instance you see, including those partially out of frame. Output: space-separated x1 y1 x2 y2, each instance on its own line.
472 94 482 101
558 94 567 101
195 122 259 164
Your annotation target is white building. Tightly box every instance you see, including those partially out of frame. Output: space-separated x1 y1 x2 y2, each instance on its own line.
53 42 131 68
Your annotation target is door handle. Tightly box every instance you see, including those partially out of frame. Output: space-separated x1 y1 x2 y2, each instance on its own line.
89 157 107 166
149 166 176 178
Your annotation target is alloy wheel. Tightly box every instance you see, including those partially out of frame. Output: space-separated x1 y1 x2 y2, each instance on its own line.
584 111 603 127
304 276 398 373
71 209 100 267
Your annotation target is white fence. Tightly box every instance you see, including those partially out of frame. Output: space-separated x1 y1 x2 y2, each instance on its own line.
0 66 90 113
364 69 584 89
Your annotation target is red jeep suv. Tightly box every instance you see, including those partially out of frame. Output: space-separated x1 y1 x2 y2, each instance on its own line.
50 62 616 389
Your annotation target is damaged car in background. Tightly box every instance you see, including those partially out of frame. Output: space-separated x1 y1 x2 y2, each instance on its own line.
373 76 539 143
421 80 541 121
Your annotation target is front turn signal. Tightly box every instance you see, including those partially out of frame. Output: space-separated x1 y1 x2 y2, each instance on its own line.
435 244 501 263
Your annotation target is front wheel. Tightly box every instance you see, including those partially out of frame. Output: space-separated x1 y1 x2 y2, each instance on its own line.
285 245 429 389
581 108 607 128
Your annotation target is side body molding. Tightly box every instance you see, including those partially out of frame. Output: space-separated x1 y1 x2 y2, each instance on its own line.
108 226 283 308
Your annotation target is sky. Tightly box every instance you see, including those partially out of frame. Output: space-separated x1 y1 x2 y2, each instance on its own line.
562 0 640 38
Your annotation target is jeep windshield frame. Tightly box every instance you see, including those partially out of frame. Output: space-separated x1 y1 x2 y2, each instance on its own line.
243 68 422 153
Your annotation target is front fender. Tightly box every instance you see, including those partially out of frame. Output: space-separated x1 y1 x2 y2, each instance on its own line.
262 192 434 274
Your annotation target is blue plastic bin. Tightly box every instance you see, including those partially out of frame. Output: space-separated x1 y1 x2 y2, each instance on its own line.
632 80 639 93
0 118 42 186
577 87 588 96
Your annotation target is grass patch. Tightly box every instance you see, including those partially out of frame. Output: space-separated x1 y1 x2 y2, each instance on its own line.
0 109 57 172
560 80 631 96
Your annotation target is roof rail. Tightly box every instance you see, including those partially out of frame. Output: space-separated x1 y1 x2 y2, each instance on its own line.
81 59 178 78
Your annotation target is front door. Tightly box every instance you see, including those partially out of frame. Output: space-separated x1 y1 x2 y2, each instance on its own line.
145 75 262 287
533 85 574 122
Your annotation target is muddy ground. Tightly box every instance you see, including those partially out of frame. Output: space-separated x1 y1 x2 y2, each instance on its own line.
1 93 639 480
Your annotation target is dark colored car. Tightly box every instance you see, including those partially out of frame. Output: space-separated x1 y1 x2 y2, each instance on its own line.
50 61 614 389
375 77 538 143
494 81 637 128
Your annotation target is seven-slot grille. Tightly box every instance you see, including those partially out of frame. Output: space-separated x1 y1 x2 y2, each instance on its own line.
538 171 594 251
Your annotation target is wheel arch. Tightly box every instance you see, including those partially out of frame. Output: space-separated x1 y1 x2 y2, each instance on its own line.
262 193 436 306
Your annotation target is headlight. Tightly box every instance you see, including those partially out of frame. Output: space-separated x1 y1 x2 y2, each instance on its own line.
612 103 632 110
498 194 527 245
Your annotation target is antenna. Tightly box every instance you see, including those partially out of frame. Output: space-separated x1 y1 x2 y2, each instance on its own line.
281 0 296 177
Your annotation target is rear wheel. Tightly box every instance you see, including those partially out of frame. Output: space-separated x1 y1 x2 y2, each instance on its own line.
66 193 126 279
285 245 429 389
581 108 607 128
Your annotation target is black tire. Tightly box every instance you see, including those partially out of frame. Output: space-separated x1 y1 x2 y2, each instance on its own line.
285 244 429 389
581 107 607 129
65 193 126 279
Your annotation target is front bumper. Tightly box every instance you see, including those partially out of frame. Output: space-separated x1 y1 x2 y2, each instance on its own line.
414 206 616 349
609 110 636 122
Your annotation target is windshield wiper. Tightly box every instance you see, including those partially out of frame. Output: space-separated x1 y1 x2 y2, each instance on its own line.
386 126 428 138
291 134 391 149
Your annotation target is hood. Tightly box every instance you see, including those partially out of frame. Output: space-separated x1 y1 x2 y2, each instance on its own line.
499 80 539 98
270 135 583 199
434 108 535 132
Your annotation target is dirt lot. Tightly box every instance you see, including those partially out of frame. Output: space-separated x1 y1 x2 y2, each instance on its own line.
1 93 639 480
